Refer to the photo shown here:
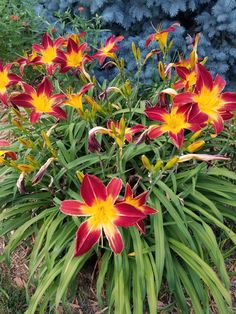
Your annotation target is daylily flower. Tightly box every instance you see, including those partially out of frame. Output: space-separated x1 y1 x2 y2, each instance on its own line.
60 174 146 256
0 140 17 163
31 33 64 75
17 50 38 75
174 33 201 70
0 62 22 105
11 77 66 124
145 103 207 148
65 33 86 46
174 64 236 133
93 35 124 65
63 83 93 111
174 66 197 90
145 23 179 48
54 38 92 73
88 119 146 152
117 183 156 233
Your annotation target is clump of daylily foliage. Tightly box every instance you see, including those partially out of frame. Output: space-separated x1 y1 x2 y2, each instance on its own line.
1 24 236 313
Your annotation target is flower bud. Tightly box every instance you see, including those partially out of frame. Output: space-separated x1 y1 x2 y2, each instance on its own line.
141 155 152 172
154 160 163 171
158 61 165 80
76 171 84 182
189 130 202 142
132 42 137 59
186 140 205 153
164 156 179 170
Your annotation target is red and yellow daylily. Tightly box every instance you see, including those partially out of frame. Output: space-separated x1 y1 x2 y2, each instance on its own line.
145 23 179 48
17 50 38 75
93 35 124 65
174 64 236 133
174 33 201 70
64 32 86 46
11 77 66 124
145 103 207 148
0 62 21 105
60 174 146 256
54 37 92 73
0 140 17 163
117 183 156 233
63 83 93 111
174 66 197 91
88 119 146 152
31 33 64 75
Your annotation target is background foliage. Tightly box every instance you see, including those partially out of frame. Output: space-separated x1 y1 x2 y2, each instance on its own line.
0 0 48 62
35 0 236 87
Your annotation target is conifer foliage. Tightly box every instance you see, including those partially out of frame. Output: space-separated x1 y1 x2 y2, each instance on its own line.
36 0 236 86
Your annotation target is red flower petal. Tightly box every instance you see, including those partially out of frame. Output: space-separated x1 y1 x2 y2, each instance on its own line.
169 130 184 148
186 104 208 126
79 83 93 95
7 74 22 84
51 93 65 102
114 203 145 227
221 92 236 111
106 178 123 202
176 66 189 79
103 224 124 254
55 37 65 48
124 183 133 198
130 124 146 133
74 220 101 256
11 94 33 108
145 106 167 122
147 125 165 139
60 200 88 216
67 38 79 53
37 77 52 97
42 32 53 48
212 115 224 134
80 174 107 206
32 44 42 53
0 93 8 105
196 63 213 91
51 106 67 120
22 82 35 95
174 92 194 106
135 191 149 205
142 205 157 214
214 74 226 93
30 111 41 124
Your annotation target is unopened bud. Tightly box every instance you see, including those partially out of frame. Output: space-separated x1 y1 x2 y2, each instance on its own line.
189 130 202 142
158 61 165 80
186 140 205 153
132 42 137 59
76 171 84 182
154 160 163 171
164 156 179 170
141 155 152 171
